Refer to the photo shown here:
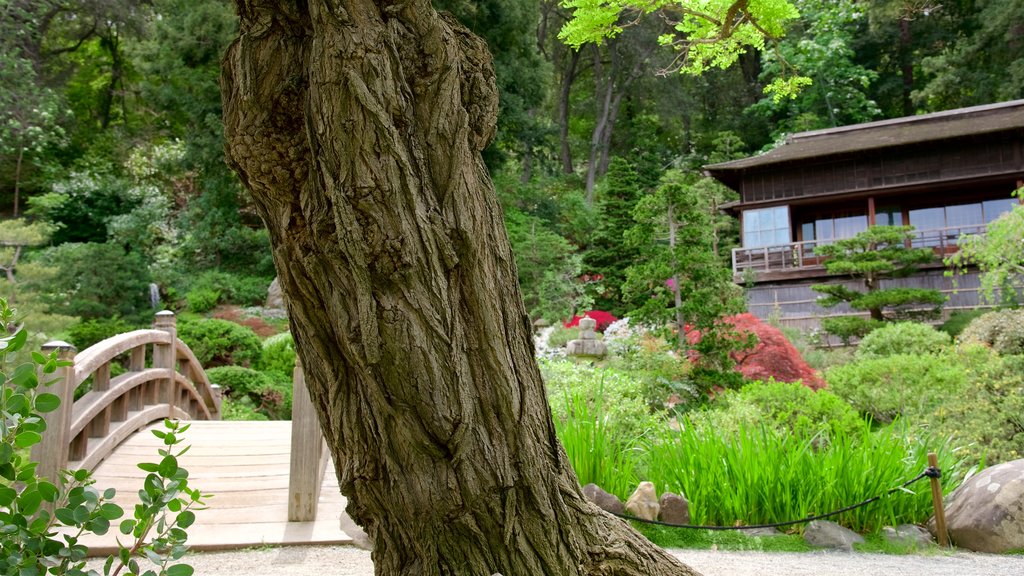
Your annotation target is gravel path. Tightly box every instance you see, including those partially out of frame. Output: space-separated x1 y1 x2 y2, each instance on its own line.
88 544 1024 575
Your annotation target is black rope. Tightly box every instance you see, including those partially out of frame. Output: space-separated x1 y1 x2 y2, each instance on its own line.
609 468 935 531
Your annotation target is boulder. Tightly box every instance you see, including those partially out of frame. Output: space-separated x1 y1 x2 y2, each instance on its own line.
658 492 690 525
582 483 625 516
883 524 934 548
624 481 660 521
803 520 864 551
266 277 285 309
936 458 1024 553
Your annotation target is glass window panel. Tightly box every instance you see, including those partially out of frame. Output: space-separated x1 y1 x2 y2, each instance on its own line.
742 206 790 248
983 198 1017 223
877 207 902 226
773 228 791 245
745 210 760 231
801 221 815 241
946 203 983 228
908 207 945 231
816 218 834 240
834 215 867 239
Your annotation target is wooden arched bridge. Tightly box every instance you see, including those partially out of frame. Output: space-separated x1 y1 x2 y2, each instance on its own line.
30 311 354 554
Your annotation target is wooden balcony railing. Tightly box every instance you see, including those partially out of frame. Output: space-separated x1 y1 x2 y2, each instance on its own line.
732 224 988 280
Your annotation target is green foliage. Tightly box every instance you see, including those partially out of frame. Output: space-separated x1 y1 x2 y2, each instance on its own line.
257 332 295 379
825 351 967 424
0 298 204 575
946 193 1024 306
812 226 944 339
205 366 291 420
959 308 1024 355
935 353 1024 465
29 243 153 321
220 398 270 421
854 322 951 360
545 325 578 349
505 208 587 321
186 288 221 313
712 379 865 443
624 169 748 371
186 270 272 308
939 309 989 339
820 316 883 345
645 419 967 533
559 0 805 98
176 318 262 368
67 317 136 351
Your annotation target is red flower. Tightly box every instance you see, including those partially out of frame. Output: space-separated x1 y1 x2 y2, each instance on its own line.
563 310 618 332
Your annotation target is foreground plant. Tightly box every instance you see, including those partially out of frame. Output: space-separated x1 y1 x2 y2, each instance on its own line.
0 297 206 576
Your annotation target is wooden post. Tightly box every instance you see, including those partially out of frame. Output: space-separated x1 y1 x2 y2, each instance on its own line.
31 341 77 484
928 452 950 548
288 357 326 521
153 310 177 418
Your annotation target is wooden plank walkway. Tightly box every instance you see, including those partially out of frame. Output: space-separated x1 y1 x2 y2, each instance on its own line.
77 420 354 555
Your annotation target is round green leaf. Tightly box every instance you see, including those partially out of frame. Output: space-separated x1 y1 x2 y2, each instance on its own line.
14 430 42 448
158 455 179 479
34 393 61 413
166 564 194 576
99 502 124 520
37 481 58 503
176 510 196 529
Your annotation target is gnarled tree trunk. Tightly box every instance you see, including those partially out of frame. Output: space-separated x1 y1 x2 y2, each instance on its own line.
221 2 700 575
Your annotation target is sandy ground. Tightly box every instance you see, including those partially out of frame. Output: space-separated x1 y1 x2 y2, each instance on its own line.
87 544 1024 575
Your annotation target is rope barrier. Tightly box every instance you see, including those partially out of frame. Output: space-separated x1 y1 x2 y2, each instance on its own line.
609 466 941 531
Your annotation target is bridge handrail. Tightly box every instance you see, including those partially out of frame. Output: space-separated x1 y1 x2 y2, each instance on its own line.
31 310 222 482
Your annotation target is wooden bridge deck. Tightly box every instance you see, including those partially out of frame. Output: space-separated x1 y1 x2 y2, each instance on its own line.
77 420 354 555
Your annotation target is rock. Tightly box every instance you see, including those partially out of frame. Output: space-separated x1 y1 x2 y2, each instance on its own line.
803 520 864 551
582 483 625 516
625 481 660 521
266 277 285 309
658 492 690 525
883 524 934 548
936 458 1024 553
743 527 785 537
566 317 607 358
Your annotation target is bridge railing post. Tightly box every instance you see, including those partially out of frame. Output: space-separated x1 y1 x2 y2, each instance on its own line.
153 310 177 418
32 341 77 484
288 357 326 521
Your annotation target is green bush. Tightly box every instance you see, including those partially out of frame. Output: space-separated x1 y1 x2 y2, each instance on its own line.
821 316 884 345
221 397 270 421
959 308 1024 355
258 331 296 378
186 287 221 313
825 352 967 423
188 270 271 307
855 322 951 360
546 325 578 349
933 349 1024 465
67 317 135 350
177 317 262 368
939 309 989 338
206 365 292 419
713 379 865 442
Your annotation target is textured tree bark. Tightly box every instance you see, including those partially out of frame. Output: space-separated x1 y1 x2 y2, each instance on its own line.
221 1 701 575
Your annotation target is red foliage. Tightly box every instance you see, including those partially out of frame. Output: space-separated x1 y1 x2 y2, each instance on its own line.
564 310 618 332
685 313 825 389
726 314 825 389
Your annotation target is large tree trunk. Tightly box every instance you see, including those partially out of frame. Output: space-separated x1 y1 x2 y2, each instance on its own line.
221 2 699 575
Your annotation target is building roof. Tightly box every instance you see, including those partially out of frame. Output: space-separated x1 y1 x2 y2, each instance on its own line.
705 99 1024 176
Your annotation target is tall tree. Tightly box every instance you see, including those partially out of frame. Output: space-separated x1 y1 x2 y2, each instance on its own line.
222 0 797 572
221 1 698 574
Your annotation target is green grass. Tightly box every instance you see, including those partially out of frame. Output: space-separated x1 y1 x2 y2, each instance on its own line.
636 524 812 552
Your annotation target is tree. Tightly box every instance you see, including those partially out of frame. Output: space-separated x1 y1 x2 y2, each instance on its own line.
946 190 1024 305
221 1 795 573
0 218 53 284
811 225 945 340
623 169 746 368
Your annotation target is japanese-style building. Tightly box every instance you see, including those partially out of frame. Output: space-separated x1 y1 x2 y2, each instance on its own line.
705 99 1024 329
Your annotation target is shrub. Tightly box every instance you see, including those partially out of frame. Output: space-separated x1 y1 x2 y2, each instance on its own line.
177 317 262 367
187 287 222 313
67 316 135 350
727 313 825 389
206 365 292 419
221 397 271 421
716 379 865 442
933 349 1024 465
855 321 951 360
821 316 884 345
188 270 272 307
939 309 989 338
546 325 578 349
959 308 1024 355
825 352 967 423
258 331 296 378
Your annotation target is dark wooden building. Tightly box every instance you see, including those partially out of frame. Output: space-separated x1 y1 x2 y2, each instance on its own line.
705 99 1024 329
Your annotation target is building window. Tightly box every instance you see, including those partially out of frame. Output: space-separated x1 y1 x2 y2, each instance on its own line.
799 212 868 243
743 206 790 248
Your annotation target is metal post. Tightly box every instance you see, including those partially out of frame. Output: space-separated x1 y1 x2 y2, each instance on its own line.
31 341 77 483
